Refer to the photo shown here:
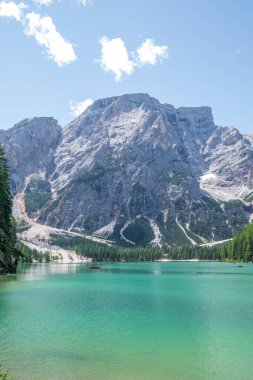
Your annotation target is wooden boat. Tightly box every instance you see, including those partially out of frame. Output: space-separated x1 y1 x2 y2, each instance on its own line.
90 265 101 269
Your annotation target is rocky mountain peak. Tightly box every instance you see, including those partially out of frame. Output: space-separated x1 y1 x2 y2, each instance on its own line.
0 117 62 193
11 116 59 130
0 94 252 247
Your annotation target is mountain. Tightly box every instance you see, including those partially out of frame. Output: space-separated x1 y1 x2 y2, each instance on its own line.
0 93 253 248
0 117 62 194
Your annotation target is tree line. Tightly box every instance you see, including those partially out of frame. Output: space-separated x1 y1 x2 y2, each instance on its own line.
50 234 163 262
50 224 253 263
19 221 253 264
218 221 253 262
167 222 253 262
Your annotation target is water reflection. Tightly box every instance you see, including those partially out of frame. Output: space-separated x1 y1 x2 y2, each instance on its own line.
16 263 92 281
14 261 253 282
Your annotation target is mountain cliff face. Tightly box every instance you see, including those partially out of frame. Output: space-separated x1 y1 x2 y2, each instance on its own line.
0 94 252 247
0 117 62 194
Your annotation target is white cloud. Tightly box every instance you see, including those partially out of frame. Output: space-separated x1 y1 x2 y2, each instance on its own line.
24 12 77 66
136 39 168 66
99 36 135 81
34 0 91 6
98 36 168 81
78 0 92 4
0 1 27 21
34 0 53 6
70 98 94 116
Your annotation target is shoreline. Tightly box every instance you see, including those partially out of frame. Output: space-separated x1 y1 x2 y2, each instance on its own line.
2 259 248 275
1 260 249 276
20 258 222 265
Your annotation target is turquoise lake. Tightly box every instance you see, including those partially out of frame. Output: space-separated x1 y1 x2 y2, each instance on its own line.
0 262 253 380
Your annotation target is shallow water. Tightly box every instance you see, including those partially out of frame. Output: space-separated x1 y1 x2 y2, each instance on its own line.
0 262 253 380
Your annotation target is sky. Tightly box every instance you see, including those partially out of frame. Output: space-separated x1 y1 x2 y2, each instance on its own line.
0 0 253 133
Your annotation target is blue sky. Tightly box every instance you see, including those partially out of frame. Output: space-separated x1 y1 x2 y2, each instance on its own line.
0 0 252 133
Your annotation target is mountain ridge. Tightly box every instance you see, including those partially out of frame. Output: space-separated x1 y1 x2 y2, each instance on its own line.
0 93 252 247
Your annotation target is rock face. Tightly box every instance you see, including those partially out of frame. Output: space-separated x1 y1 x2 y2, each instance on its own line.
200 127 253 200
1 94 253 247
0 117 62 194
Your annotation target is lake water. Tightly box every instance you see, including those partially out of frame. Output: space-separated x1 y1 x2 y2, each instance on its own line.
0 262 253 380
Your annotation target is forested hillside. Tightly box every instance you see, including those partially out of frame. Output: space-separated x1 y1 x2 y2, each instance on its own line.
18 223 253 264
168 222 253 262
0 145 18 274
218 222 253 262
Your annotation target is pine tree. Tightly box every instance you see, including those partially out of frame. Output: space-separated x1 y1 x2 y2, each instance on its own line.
0 145 17 273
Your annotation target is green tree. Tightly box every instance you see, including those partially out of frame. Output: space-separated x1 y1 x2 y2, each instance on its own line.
0 145 18 273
